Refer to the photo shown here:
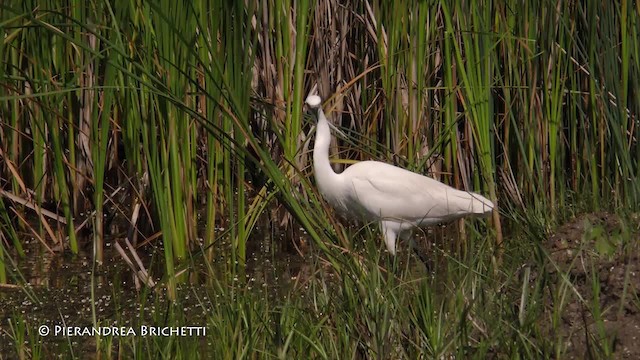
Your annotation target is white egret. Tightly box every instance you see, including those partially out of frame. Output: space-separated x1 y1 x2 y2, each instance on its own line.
306 95 494 256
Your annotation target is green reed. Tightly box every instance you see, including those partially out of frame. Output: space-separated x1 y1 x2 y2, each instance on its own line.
0 3 638 358
440 2 503 248
2 0 638 267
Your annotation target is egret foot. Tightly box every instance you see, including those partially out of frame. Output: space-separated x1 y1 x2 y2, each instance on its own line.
412 247 431 271
408 237 431 271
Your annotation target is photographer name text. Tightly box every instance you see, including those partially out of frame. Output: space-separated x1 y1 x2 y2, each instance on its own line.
38 325 206 337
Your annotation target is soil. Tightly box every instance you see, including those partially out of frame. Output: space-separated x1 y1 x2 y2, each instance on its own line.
544 212 640 359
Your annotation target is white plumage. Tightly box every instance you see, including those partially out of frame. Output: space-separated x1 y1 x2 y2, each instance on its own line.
306 95 493 255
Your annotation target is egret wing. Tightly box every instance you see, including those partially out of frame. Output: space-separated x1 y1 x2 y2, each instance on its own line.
345 161 490 222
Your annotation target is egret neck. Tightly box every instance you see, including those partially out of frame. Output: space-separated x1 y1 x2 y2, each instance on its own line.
312 107 342 207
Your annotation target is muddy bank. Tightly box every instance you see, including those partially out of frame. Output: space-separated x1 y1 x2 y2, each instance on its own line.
544 212 640 359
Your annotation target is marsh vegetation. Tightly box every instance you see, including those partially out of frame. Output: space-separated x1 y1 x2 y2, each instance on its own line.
1 0 639 358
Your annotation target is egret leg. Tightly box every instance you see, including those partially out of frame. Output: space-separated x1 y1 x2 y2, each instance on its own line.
380 221 398 255
412 243 431 271
399 230 413 243
403 230 430 271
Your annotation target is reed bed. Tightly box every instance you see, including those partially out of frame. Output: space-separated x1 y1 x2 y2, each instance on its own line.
0 0 639 357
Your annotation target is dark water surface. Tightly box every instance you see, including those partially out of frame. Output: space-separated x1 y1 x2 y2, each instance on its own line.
0 223 313 356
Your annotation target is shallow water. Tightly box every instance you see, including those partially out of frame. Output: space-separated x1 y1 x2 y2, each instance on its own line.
0 218 318 355
0 209 462 357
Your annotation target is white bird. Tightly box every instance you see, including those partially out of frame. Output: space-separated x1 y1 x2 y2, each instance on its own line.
306 95 494 256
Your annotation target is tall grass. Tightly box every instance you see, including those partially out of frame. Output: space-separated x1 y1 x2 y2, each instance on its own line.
0 0 636 260
6 214 637 358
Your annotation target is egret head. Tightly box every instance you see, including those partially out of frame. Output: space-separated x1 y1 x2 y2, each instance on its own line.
305 95 322 110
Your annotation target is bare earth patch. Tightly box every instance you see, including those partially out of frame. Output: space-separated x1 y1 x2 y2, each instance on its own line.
545 212 640 359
